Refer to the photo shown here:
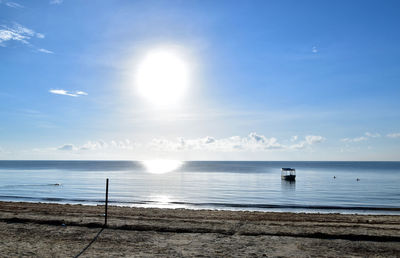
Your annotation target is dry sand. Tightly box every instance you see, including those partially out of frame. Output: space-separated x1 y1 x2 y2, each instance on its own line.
0 201 399 257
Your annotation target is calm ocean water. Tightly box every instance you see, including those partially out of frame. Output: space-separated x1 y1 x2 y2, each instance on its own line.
0 161 399 214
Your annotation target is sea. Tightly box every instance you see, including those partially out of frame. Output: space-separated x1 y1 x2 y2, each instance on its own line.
0 161 399 215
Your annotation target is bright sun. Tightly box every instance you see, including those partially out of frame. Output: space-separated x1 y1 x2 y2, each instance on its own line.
136 49 189 106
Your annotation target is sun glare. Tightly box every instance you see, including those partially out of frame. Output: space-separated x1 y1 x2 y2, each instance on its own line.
142 160 183 174
136 49 189 106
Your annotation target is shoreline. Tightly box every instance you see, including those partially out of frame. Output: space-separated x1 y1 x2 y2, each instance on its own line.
2 198 400 215
1 201 400 257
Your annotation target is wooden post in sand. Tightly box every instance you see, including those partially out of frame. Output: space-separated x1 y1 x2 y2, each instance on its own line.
105 178 109 226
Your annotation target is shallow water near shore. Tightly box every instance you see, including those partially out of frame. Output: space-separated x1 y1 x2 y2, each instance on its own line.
0 161 399 214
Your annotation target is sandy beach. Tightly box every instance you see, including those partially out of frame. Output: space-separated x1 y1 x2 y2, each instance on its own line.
0 201 399 257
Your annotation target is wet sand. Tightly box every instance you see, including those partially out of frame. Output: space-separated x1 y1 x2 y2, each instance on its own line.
0 201 399 257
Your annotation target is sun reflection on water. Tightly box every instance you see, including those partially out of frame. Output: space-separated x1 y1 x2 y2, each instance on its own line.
142 160 183 174
147 195 186 209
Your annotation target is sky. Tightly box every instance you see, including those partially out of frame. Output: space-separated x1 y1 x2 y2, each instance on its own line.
0 0 400 160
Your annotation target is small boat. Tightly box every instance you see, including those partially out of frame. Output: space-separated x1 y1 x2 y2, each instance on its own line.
281 168 296 181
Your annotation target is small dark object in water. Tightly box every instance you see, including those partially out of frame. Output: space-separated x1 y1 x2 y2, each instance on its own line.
356 178 360 181
333 176 336 179
281 168 296 181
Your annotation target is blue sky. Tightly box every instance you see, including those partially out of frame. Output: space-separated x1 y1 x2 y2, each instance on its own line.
1 0 400 160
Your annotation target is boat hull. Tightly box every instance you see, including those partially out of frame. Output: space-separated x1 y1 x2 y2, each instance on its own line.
281 175 296 181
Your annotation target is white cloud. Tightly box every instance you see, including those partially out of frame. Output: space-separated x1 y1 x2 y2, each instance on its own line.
109 139 135 150
341 132 381 143
57 144 76 151
365 132 380 138
76 91 88 96
0 26 30 45
50 0 63 4
49 89 88 97
387 133 400 138
305 135 325 144
53 133 326 154
341 137 367 143
0 23 45 47
288 141 307 150
312 46 318 53
149 133 324 152
203 136 215 144
57 140 135 152
5 1 24 8
289 135 326 150
290 136 298 142
38 48 53 54
49 89 74 96
80 140 108 151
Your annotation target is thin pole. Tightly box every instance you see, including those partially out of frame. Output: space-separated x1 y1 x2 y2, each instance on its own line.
105 178 109 226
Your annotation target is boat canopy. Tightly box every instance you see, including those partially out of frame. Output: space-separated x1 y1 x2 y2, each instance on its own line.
281 168 295 171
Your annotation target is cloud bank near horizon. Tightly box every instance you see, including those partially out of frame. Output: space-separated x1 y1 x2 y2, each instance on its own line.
54 133 326 154
1 130 399 160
